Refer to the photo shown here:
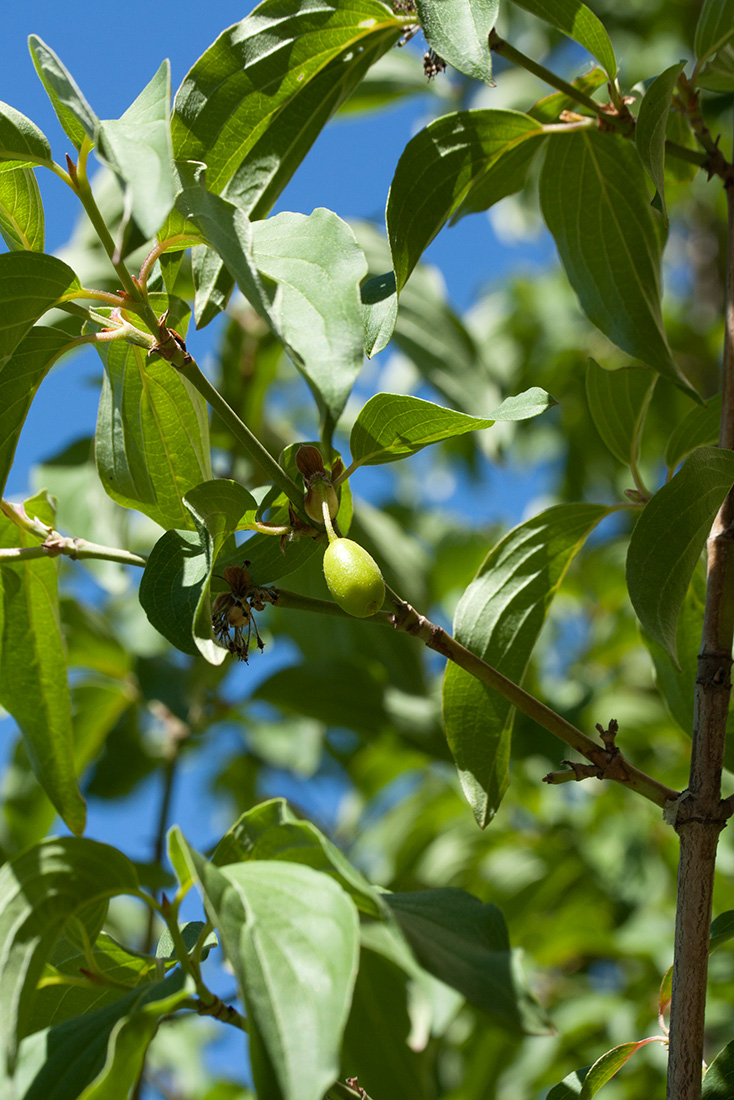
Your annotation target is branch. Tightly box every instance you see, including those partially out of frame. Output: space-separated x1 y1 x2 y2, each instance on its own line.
666 158 734 1100
270 586 678 808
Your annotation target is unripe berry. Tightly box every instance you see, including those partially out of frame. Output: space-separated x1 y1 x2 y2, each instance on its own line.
323 538 385 618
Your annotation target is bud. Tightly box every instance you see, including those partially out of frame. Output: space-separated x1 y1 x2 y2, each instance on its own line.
296 444 340 525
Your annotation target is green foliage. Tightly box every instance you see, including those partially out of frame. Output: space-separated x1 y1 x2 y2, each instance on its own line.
1 3 733 1099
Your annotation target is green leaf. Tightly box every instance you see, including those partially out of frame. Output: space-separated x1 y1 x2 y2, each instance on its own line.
665 394 721 471
0 837 139 1071
251 210 368 439
0 252 81 369
361 270 398 358
449 137 544 224
694 0 734 66
386 889 552 1034
635 62 685 225
171 0 403 196
709 911 734 953
0 326 69 496
443 503 610 826
547 1038 661 1098
0 101 53 168
696 42 734 91
585 360 656 467
15 970 190 1100
97 61 176 239
28 36 99 152
211 798 387 919
30 933 160 1031
94 336 212 531
415 0 498 83
349 389 555 469
0 166 44 250
528 67 608 123
626 447 734 662
139 480 259 662
508 0 617 80
539 130 695 397
387 109 544 291
172 831 360 1100
703 1039 734 1098
0 493 85 835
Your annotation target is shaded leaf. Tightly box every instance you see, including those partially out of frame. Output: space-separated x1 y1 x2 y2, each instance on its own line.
665 394 721 471
696 42 734 91
694 0 734 66
361 270 398 358
585 360 655 467
626 446 734 662
349 389 555 469
0 252 81 369
539 130 695 396
139 480 258 662
0 166 44 251
709 910 734 953
97 61 176 240
95 334 212 531
15 970 190 1100
387 109 544 290
0 101 53 168
0 326 70 496
635 62 685 225
172 831 360 1100
211 798 386 919
416 0 498 83
387 889 552 1034
509 0 617 80
444 504 610 826
0 837 139 1071
28 36 99 152
0 492 85 835
703 1039 734 1098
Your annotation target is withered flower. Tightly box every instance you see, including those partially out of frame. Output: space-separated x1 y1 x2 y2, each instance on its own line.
211 563 277 662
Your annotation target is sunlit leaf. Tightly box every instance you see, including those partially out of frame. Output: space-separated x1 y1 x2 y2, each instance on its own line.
28 36 99 152
0 838 139 1071
0 492 85 836
0 101 53 168
509 0 617 79
387 109 544 290
0 252 81 369
0 166 44 251
416 0 498 83
444 504 610 826
349 389 555 469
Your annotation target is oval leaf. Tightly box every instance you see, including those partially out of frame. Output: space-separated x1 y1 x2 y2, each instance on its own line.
694 0 734 66
509 0 617 80
95 339 212 531
173 832 360 1100
626 446 734 662
386 889 552 1034
585 359 656 467
0 837 139 1071
416 0 498 83
0 165 45 251
0 251 81 368
387 109 544 291
635 62 686 225
539 130 695 397
444 503 610 826
0 492 85 836
28 36 99 152
349 389 554 470
0 101 53 167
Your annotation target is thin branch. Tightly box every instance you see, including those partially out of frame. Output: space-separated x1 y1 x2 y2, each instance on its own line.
0 538 147 568
270 585 679 809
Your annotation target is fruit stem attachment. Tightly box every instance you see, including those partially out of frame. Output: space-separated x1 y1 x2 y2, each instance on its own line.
322 500 338 543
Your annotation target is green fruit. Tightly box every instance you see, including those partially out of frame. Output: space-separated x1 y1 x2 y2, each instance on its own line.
323 538 385 618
